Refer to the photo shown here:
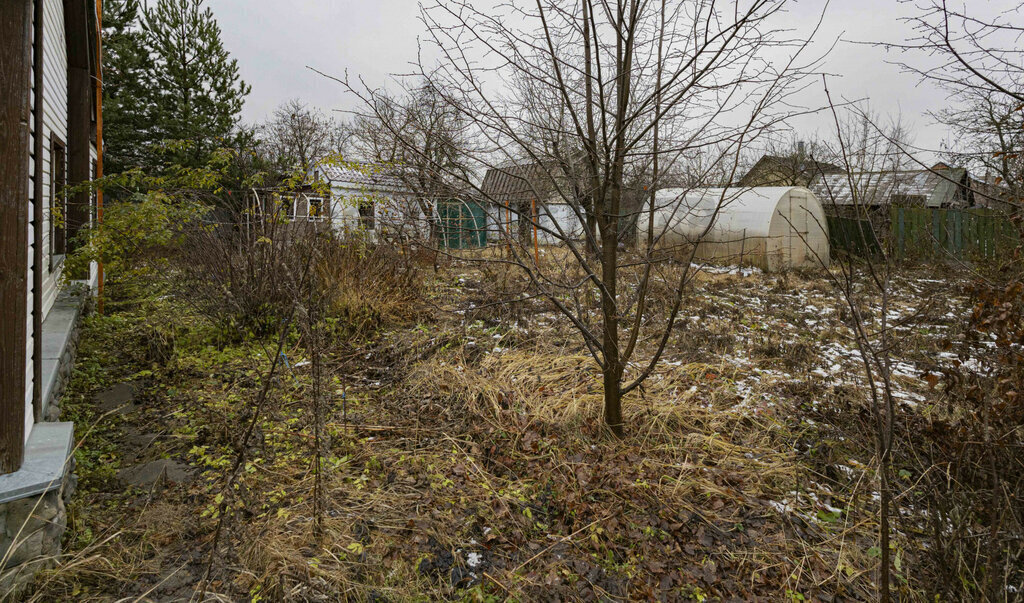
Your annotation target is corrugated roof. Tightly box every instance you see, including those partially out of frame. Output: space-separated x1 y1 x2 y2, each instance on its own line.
809 168 970 207
318 162 407 192
481 163 560 204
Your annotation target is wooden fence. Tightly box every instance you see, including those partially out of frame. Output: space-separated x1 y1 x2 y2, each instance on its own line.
827 215 883 257
891 207 1019 261
827 207 1019 262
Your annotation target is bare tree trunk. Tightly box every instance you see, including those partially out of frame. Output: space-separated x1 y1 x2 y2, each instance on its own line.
584 195 599 258
601 221 623 436
309 271 325 544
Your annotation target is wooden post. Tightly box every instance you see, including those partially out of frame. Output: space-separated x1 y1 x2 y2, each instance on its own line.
0 0 32 474
505 198 511 256
532 198 539 265
954 210 963 259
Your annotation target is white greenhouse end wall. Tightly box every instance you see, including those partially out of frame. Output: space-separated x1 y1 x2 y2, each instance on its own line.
640 186 830 271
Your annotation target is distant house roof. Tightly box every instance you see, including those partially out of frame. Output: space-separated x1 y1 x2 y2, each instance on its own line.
738 154 844 187
480 163 652 226
317 162 408 193
970 173 1015 209
810 167 973 208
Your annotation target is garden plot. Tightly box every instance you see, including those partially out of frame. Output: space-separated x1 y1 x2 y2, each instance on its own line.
36 259 983 602
368 262 975 599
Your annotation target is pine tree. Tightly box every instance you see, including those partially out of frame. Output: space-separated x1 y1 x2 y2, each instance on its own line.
142 0 250 168
102 0 156 175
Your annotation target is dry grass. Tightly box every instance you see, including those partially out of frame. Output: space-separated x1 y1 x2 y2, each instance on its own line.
320 240 427 336
227 277 894 600
25 246 995 601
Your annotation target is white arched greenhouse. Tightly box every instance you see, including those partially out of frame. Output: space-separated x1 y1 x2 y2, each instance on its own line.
639 186 830 271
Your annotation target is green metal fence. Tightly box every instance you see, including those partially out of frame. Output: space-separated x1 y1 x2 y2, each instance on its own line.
438 200 487 249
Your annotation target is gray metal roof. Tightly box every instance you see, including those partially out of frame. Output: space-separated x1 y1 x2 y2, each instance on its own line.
809 168 971 208
318 163 407 192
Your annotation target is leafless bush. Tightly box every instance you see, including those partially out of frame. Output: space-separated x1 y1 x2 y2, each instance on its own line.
171 198 312 338
884 3 1024 598
316 234 425 336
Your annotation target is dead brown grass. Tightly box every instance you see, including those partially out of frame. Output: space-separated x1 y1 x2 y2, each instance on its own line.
224 309 882 600
319 237 427 336
29 247 982 601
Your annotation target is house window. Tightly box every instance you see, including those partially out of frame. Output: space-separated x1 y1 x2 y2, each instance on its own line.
293 195 308 219
282 194 322 220
278 193 294 220
308 197 326 221
50 136 67 270
358 200 375 230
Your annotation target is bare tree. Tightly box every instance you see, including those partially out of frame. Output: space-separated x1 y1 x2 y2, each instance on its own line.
814 106 917 230
341 0 826 436
806 99 924 603
258 99 350 181
891 1 1024 208
885 2 1024 599
935 88 1024 210
896 1 1024 106
829 106 915 173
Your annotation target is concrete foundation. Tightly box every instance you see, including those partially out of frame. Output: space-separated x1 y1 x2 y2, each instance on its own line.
0 285 88 600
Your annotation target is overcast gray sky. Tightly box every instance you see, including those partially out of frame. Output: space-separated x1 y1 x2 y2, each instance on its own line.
213 0 1000 158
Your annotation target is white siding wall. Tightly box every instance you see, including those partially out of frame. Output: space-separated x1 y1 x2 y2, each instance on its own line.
328 184 431 239
41 0 67 318
23 0 71 442
538 203 583 243
484 201 583 244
